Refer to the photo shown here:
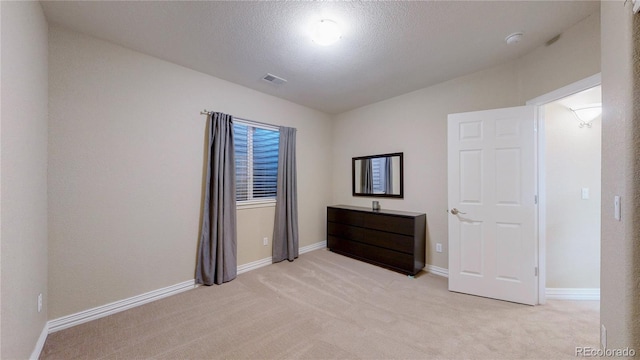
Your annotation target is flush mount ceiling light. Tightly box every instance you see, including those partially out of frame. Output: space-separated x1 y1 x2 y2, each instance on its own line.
570 103 602 128
310 19 341 46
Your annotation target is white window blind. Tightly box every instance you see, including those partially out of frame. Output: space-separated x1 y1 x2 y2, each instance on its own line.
233 121 279 202
371 157 386 194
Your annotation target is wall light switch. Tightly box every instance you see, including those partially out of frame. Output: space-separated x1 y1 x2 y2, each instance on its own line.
581 187 589 200
614 196 621 221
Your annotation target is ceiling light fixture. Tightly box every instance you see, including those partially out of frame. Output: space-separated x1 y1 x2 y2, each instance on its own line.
310 19 341 46
570 103 602 128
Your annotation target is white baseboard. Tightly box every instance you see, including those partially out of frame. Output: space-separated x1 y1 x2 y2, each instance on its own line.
545 288 600 301
30 322 49 360
300 240 326 254
47 241 327 334
48 279 196 333
237 240 326 274
237 257 272 274
426 264 449 278
422 270 599 301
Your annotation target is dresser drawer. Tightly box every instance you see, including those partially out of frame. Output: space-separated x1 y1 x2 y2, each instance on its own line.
327 236 414 273
328 207 414 236
327 222 414 254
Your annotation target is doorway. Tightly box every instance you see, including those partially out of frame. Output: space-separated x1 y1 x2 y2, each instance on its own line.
543 86 602 300
446 74 602 305
527 74 602 304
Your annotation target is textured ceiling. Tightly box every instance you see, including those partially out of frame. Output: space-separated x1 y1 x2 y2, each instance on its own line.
41 1 600 114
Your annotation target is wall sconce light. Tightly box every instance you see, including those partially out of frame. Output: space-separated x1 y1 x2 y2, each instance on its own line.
570 103 601 128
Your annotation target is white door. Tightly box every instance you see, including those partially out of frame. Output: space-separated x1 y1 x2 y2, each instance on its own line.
447 106 537 305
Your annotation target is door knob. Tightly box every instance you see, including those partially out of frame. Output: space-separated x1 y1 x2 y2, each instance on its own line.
449 208 466 215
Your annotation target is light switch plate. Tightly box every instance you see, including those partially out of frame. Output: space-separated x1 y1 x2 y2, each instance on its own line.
614 196 621 221
581 188 589 200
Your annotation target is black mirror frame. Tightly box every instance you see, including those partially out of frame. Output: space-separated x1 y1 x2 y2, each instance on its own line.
352 152 404 198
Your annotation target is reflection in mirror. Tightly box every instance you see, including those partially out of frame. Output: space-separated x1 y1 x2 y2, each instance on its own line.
352 152 403 198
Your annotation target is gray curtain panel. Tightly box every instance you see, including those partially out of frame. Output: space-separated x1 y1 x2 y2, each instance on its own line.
360 158 373 193
196 112 238 285
272 126 299 263
384 157 393 194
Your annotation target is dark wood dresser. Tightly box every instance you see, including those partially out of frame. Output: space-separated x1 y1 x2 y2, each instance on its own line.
327 205 426 275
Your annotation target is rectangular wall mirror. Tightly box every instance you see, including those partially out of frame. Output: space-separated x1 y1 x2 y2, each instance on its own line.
352 152 403 198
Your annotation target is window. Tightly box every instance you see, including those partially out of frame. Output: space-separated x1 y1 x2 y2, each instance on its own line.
371 157 387 194
233 120 279 203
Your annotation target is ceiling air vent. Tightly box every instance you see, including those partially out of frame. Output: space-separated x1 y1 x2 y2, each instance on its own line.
262 73 287 85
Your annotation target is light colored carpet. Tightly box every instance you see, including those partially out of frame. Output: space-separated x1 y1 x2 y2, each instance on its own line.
41 249 599 359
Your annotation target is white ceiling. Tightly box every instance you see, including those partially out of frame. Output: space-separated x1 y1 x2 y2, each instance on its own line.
41 1 600 115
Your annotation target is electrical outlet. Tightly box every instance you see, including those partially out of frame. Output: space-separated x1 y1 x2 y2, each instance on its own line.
38 293 43 313
601 324 607 349
263 237 268 246
436 243 443 253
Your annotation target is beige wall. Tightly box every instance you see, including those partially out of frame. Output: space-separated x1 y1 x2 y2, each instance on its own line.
237 206 275 265
331 13 600 270
600 1 640 350
48 27 332 319
332 63 520 268
515 13 601 104
544 103 600 289
0 1 49 358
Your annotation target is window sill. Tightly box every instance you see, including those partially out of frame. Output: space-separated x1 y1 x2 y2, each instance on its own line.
237 199 276 210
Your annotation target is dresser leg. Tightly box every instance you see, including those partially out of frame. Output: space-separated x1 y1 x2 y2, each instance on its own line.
408 275 415 279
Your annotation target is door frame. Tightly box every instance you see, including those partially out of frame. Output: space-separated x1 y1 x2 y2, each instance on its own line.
525 73 601 304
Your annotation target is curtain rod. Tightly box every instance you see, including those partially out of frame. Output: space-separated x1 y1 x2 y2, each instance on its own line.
200 109 280 130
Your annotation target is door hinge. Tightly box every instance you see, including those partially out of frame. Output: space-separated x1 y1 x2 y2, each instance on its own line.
535 267 538 277
534 195 538 204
